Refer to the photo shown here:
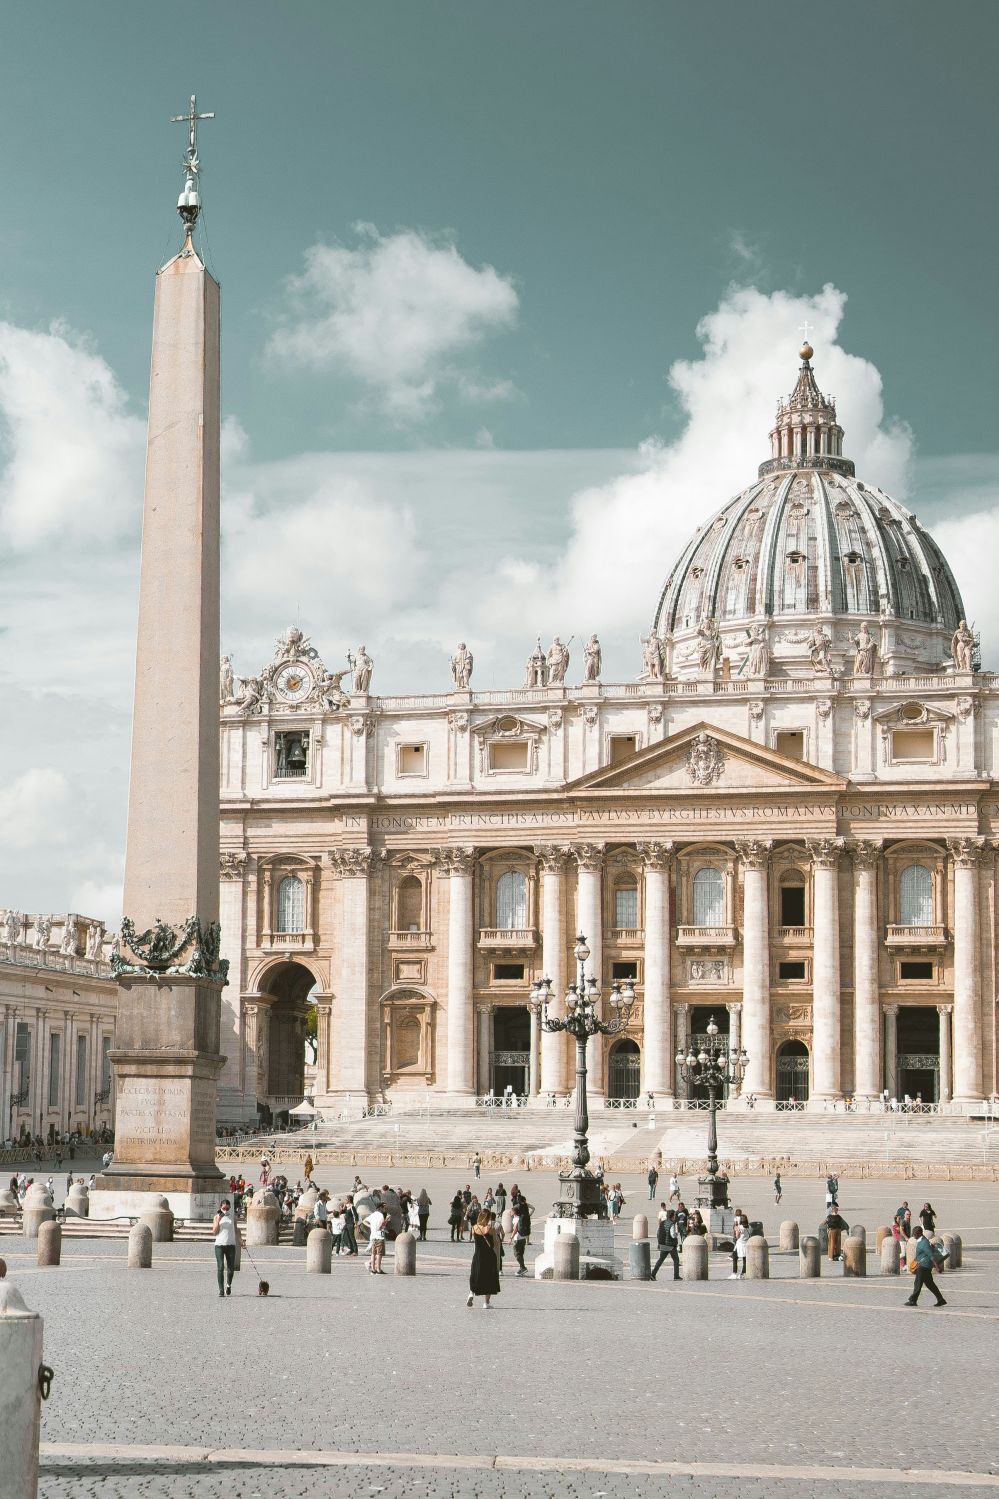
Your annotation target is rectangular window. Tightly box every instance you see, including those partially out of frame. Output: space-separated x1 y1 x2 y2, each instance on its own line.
892 728 934 762
274 730 310 779
397 743 427 776
774 730 805 761
611 960 638 981
76 1034 88 1108
493 963 525 982
900 960 934 981
610 735 637 764
48 1033 61 1109
778 960 806 980
14 1022 30 1094
101 1036 112 1093
614 886 639 929
489 741 529 772
779 885 806 926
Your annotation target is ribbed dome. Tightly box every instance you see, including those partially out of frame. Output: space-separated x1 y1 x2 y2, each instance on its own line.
652 348 966 678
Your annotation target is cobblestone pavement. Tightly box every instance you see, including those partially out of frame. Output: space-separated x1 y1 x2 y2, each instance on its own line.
6 1162 997 1498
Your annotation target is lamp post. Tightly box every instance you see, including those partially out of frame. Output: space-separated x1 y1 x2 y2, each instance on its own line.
530 934 635 1218
675 1015 747 1213
8 1085 29 1142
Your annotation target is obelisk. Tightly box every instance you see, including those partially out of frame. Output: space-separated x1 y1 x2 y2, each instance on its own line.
92 98 226 1221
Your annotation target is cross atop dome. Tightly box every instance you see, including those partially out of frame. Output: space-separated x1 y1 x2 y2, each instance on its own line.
759 341 853 479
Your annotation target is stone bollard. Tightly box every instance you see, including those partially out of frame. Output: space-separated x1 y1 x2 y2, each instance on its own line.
247 1194 279 1247
296 1187 319 1218
745 1236 769 1279
799 1236 821 1277
306 1227 332 1274
394 1230 417 1276
21 1195 55 1240
843 1235 866 1277
632 1214 649 1242
875 1225 891 1253
849 1224 867 1248
629 1240 651 1281
779 1220 799 1251
553 1234 580 1281
682 1235 708 1281
880 1236 901 1275
501 1208 514 1238
942 1232 962 1269
127 1222 153 1269
292 1218 309 1248
36 1221 62 1268
0 1188 20 1218
818 1221 829 1254
0 1281 45 1499
64 1185 89 1219
140 1197 174 1243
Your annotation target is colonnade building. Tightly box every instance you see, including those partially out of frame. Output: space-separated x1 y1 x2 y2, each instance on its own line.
216 347 998 1119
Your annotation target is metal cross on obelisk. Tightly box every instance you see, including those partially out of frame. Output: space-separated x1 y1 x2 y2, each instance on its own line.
170 94 215 237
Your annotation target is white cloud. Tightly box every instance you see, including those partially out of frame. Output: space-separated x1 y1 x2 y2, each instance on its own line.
0 319 144 549
0 768 73 853
266 225 519 420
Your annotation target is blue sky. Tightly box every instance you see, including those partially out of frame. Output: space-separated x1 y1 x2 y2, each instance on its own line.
1 1 997 912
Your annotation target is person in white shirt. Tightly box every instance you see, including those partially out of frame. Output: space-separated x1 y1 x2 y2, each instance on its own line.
668 1174 680 1203
314 1190 330 1228
729 1222 748 1279
212 1199 241 1298
367 1207 387 1275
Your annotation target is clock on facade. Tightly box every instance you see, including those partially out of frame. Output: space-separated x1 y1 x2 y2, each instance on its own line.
276 664 313 703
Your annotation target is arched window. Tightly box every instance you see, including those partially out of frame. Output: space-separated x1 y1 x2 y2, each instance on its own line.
276 875 305 934
397 875 423 933
614 879 639 929
899 864 933 927
495 870 528 930
692 867 724 927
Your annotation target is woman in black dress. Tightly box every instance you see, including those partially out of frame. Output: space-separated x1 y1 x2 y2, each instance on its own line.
449 1191 464 1242
466 1209 501 1309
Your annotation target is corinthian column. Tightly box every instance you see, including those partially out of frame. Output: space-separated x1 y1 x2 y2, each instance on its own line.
574 844 605 1094
948 837 984 1104
808 838 844 1104
851 841 881 1101
536 845 569 1094
639 841 673 1096
329 847 374 1098
444 847 476 1096
736 840 772 1099
937 1004 952 1106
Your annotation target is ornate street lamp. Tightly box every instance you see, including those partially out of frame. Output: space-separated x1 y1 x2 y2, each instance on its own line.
530 934 635 1219
8 1085 29 1137
676 1015 748 1213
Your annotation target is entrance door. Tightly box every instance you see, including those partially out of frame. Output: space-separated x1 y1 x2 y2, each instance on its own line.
609 1039 640 1100
895 1006 939 1103
491 1005 530 1097
776 1039 810 1102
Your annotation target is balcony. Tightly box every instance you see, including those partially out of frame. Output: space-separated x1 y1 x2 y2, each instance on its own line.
885 924 947 950
263 931 315 952
387 930 434 950
676 925 737 949
775 926 813 944
610 928 644 944
478 928 538 950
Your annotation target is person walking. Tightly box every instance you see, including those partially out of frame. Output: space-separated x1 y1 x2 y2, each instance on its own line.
416 1188 431 1241
472 1152 482 1180
367 1203 387 1275
647 1165 659 1200
668 1174 680 1204
773 1172 782 1205
467 1209 501 1308
919 1202 937 1235
729 1221 749 1279
341 1195 359 1256
303 1154 315 1185
212 1198 241 1298
651 1208 680 1281
494 1183 507 1217
449 1191 464 1242
825 1203 849 1262
905 1225 946 1308
512 1199 531 1276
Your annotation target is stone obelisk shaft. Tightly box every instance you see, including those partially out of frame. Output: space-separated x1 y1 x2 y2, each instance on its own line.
123 250 220 928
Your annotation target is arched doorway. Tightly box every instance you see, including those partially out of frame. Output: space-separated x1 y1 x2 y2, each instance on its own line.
776 1039 810 1103
260 961 317 1120
491 1005 530 1095
609 1038 640 1100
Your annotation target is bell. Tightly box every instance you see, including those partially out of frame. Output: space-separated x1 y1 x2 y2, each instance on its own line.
287 737 307 770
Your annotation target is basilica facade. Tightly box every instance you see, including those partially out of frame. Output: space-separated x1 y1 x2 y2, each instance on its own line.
216 346 998 1120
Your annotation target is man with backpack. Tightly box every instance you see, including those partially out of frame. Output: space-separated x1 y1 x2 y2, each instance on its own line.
905 1225 947 1307
650 1207 680 1281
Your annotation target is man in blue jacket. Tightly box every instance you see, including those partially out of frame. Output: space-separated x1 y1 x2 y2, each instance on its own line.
905 1225 947 1308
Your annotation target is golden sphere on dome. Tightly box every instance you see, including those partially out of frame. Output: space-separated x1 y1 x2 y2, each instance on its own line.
799 341 814 361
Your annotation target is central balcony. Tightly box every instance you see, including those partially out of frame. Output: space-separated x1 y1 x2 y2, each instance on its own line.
387 930 434 950
885 924 948 950
675 925 737 949
478 928 538 950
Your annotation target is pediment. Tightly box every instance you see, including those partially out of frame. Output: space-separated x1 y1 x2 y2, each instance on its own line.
472 714 547 741
569 722 845 794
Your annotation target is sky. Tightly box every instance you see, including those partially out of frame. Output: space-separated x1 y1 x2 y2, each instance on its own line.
1 1 997 917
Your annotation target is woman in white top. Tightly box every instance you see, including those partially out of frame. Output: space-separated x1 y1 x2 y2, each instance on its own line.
213 1198 241 1298
729 1222 748 1279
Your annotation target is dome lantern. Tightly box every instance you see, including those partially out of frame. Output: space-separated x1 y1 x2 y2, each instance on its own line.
760 344 853 480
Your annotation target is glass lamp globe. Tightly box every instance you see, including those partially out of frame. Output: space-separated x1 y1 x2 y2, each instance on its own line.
574 934 591 964
706 1017 718 1037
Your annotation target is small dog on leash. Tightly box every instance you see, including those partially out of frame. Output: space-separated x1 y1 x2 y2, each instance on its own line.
257 1280 270 1296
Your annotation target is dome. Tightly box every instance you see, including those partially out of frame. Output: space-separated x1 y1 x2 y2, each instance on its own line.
653 347 966 679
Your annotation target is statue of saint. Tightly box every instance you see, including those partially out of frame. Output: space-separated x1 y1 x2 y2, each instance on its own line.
696 617 721 675
951 619 975 672
61 913 80 956
546 636 570 686
746 623 770 677
807 624 833 674
583 634 602 682
450 642 474 688
351 646 374 693
322 669 350 709
219 653 235 704
524 640 547 688
33 914 52 950
86 922 105 960
852 622 876 676
2 909 21 945
641 634 663 680
237 675 264 714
